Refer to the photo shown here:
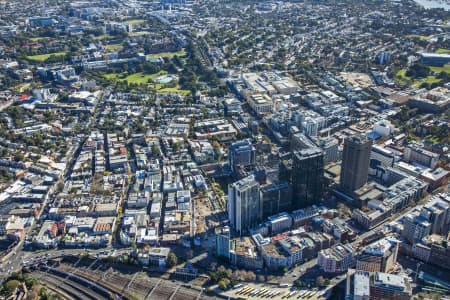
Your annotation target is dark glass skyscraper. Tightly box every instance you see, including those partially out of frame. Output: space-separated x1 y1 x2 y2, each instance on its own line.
228 139 256 173
291 147 324 209
340 135 373 192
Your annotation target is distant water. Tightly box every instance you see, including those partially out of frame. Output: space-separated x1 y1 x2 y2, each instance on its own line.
413 0 450 10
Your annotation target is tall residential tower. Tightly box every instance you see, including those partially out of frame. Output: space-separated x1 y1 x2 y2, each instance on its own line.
228 175 262 233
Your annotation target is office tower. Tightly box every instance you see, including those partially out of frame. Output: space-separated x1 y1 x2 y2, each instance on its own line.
356 238 399 273
260 181 292 218
215 226 231 259
228 139 256 173
228 175 262 233
340 135 372 192
291 146 324 209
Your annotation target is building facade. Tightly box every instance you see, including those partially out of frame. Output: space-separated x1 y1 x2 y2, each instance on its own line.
356 238 399 273
228 139 257 173
228 175 262 233
370 272 412 300
340 135 372 192
215 226 231 259
317 243 354 273
260 181 292 218
291 148 324 209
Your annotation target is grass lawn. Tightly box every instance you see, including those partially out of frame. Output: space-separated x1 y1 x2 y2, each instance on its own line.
430 65 450 74
93 34 112 41
426 136 440 143
26 52 67 61
158 87 191 96
146 50 187 59
28 37 50 42
395 68 445 87
406 35 429 41
124 72 161 84
129 32 150 37
104 70 168 84
104 71 190 95
12 83 31 93
436 48 450 54
126 19 146 25
105 44 123 51
395 69 411 85
412 76 441 87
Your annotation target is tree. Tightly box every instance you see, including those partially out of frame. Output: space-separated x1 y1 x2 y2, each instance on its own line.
406 63 429 78
151 144 160 156
172 141 181 152
3 280 20 296
13 151 24 162
166 252 178 268
218 278 230 290
294 279 306 287
316 276 325 287
57 182 64 192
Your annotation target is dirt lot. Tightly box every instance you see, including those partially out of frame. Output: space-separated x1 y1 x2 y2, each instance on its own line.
340 72 373 88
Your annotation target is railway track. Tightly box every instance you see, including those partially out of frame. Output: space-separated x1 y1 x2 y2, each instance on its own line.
37 274 78 300
58 266 132 299
126 276 154 297
33 271 108 300
40 281 75 300
56 263 213 300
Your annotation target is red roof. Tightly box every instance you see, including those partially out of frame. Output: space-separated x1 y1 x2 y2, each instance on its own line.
19 93 30 101
272 233 288 241
119 147 127 155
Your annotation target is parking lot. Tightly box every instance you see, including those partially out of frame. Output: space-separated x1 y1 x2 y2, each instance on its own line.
223 284 326 300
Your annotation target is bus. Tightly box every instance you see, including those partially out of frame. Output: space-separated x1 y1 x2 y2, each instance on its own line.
242 287 255 296
302 291 311 299
239 287 252 295
259 289 269 297
307 291 317 299
297 291 307 299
